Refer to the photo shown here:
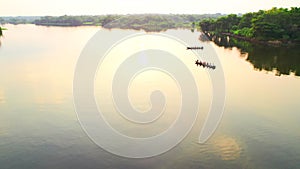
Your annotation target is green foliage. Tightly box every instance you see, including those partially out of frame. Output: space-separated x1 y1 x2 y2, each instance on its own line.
199 7 300 42
238 12 253 28
233 27 254 37
199 14 240 33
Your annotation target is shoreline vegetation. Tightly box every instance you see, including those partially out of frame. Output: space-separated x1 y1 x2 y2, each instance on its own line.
199 7 300 46
0 14 224 32
0 7 299 44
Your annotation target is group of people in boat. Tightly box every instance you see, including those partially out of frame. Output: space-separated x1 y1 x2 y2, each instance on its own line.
195 60 216 69
186 46 216 70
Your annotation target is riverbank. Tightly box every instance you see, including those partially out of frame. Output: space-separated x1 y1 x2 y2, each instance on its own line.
221 32 298 46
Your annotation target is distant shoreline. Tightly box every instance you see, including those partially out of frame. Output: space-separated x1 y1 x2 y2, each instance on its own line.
0 14 223 32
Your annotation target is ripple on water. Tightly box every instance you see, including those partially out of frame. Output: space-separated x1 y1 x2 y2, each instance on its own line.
213 135 242 161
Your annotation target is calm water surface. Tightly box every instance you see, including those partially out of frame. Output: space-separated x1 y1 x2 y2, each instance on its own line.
0 24 300 169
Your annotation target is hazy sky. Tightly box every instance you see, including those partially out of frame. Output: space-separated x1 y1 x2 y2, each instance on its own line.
1 0 299 16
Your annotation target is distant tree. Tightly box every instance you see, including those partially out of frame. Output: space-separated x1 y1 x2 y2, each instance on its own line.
0 18 4 24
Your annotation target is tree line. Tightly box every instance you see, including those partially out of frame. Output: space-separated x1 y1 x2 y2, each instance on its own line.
32 14 223 31
199 7 300 42
0 14 223 32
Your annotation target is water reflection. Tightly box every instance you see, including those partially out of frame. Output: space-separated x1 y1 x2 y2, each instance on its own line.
0 89 5 104
1 24 300 169
202 33 300 76
0 27 3 47
213 136 242 161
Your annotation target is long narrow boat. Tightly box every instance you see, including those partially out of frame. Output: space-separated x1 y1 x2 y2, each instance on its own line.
187 46 204 50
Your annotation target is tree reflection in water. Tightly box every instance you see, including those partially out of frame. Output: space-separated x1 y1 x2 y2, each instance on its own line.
0 26 2 47
201 33 300 76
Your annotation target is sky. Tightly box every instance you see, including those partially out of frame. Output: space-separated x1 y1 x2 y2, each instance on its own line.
1 0 299 16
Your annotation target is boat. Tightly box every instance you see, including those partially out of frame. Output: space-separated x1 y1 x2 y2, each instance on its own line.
187 46 204 50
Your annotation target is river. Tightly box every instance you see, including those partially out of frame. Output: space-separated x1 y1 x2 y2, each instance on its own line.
0 24 299 169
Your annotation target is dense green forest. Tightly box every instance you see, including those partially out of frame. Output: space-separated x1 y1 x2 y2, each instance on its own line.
199 7 300 43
